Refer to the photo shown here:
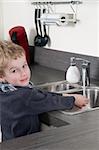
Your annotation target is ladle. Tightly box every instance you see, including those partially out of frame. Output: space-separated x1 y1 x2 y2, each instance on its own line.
34 9 43 46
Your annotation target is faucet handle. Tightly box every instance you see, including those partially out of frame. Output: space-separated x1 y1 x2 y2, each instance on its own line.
75 57 90 64
82 59 90 64
82 60 90 70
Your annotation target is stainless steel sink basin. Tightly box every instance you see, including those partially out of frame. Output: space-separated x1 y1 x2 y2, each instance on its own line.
60 86 99 115
37 80 81 93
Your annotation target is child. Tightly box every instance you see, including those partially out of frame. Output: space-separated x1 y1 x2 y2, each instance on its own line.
0 41 88 141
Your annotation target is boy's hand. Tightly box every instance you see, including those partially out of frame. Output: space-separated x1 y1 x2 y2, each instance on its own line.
73 94 89 108
63 93 89 108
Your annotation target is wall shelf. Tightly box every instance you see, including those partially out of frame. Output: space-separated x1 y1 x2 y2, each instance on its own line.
31 1 82 5
31 1 82 26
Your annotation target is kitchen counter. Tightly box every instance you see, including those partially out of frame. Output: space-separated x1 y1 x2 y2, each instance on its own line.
30 63 65 85
1 110 99 150
1 64 99 150
30 64 99 86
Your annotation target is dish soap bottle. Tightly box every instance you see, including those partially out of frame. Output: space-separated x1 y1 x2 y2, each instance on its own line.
66 57 80 83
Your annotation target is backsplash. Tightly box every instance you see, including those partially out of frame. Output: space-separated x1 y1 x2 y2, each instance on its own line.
32 47 99 81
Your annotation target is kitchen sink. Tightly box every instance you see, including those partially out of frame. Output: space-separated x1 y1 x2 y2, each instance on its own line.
37 80 99 115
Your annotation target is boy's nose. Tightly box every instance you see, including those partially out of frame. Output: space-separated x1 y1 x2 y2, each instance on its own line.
21 69 27 77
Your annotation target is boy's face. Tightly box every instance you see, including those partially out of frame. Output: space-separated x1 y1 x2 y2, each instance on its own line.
2 54 31 86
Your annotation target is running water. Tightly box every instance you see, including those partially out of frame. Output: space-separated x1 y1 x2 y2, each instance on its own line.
82 69 90 109
82 68 86 97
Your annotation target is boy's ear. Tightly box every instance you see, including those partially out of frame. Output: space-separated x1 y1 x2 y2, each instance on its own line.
0 76 5 82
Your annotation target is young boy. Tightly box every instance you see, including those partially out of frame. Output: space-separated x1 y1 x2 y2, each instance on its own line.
0 41 88 141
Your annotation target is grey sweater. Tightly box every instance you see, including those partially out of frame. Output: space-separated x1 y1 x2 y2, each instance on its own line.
0 82 75 141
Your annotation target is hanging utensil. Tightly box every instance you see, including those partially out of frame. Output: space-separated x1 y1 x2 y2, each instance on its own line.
34 8 50 47
42 9 50 46
37 8 50 47
34 8 43 46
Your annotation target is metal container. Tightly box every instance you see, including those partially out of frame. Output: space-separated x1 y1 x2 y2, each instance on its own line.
86 87 99 108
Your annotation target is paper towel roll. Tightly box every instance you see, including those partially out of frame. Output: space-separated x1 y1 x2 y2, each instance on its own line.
40 13 67 25
40 13 76 26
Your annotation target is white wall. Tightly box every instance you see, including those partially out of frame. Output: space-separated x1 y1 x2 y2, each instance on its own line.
1 0 99 57
2 0 35 42
47 1 99 57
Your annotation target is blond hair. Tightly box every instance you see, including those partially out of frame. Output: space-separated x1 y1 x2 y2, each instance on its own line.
0 40 25 76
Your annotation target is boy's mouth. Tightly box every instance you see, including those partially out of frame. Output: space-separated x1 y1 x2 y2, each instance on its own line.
20 77 29 83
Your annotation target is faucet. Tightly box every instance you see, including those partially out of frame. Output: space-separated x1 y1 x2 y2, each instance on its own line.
69 57 90 86
81 59 90 86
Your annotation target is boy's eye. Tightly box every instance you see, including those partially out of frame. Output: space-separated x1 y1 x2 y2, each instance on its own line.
23 64 27 68
12 70 16 73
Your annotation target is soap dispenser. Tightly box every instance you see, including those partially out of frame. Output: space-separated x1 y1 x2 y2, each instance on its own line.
66 57 80 83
